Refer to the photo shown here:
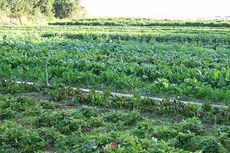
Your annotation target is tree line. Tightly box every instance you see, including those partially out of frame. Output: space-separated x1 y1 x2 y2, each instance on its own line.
0 0 86 19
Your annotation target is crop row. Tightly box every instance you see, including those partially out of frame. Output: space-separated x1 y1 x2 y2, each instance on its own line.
40 32 230 50
0 24 229 103
49 17 230 27
0 32 229 103
0 80 229 152
0 80 229 123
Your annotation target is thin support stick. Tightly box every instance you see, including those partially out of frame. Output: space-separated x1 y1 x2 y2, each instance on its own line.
45 59 49 86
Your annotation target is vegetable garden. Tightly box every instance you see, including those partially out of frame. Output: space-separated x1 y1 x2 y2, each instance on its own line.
0 18 229 152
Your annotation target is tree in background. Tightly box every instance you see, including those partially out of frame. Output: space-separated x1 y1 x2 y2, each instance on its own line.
0 0 8 12
0 0 85 20
0 0 35 23
54 0 73 19
35 0 55 18
53 0 85 19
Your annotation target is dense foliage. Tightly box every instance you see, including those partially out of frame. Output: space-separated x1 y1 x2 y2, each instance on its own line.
0 21 229 103
0 81 229 152
0 18 229 152
0 0 85 19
